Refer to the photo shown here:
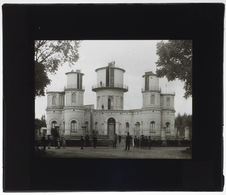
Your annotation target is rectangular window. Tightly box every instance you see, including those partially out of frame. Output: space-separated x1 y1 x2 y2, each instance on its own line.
52 95 56 105
150 121 155 132
97 96 100 108
72 93 76 103
151 94 155 104
166 97 170 106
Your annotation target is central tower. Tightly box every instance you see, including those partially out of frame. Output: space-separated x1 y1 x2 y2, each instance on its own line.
92 62 128 110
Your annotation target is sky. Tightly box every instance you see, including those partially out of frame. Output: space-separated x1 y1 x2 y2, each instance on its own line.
35 40 192 119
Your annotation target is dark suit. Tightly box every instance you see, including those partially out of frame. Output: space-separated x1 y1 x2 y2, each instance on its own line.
125 134 131 151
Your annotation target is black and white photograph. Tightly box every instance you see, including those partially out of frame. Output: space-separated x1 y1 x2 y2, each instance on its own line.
35 40 192 159
3 3 224 191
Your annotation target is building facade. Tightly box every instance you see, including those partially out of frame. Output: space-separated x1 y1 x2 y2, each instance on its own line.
46 62 176 140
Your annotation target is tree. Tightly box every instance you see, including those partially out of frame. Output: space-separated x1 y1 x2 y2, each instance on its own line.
156 40 192 98
40 115 47 127
175 113 192 137
35 115 47 130
35 40 80 97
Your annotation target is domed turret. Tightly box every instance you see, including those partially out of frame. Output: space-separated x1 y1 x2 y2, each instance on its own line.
142 71 161 108
64 70 84 107
92 62 128 110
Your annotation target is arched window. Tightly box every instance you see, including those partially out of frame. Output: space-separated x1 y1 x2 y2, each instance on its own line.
165 122 170 132
52 95 56 105
150 121 155 132
51 121 57 128
72 92 76 103
151 94 155 104
71 120 77 132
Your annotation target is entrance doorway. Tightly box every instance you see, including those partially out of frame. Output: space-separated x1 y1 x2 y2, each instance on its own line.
107 118 116 139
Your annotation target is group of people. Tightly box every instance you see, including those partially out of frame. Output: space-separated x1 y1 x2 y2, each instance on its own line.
112 132 151 151
80 134 97 149
134 135 152 149
79 132 152 151
36 129 152 152
38 135 66 151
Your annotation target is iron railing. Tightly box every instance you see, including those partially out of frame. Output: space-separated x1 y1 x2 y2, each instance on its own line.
92 83 128 91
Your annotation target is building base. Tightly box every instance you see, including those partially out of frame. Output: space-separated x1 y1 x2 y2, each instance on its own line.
161 140 167 146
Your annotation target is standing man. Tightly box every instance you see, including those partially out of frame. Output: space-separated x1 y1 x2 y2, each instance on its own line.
125 132 132 151
118 135 121 145
141 135 144 149
113 133 117 148
93 134 97 148
148 136 151 149
47 135 51 149
41 135 47 151
85 134 90 147
61 136 66 148
80 136 84 149
134 136 137 148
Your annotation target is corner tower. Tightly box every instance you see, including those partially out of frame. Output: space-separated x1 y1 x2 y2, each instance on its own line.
142 71 161 109
92 62 128 110
65 70 84 107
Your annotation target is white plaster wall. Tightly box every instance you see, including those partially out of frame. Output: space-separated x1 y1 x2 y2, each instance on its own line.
142 91 160 108
65 91 84 106
161 110 175 136
46 110 63 135
84 110 92 134
133 110 161 136
47 93 64 107
96 89 124 110
59 94 64 106
64 109 86 135
46 107 175 139
97 69 106 86
114 69 124 86
161 95 175 109
92 109 162 137
67 73 77 88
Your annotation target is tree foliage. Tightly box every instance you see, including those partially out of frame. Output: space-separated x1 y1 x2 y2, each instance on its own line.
35 40 80 97
175 113 192 138
35 115 47 130
156 40 192 98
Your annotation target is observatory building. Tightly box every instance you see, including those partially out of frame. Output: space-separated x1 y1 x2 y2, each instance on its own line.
46 62 176 141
